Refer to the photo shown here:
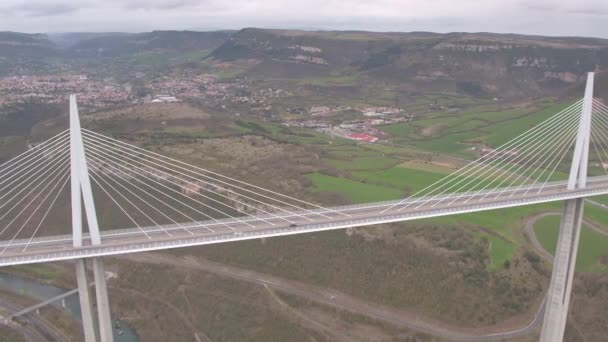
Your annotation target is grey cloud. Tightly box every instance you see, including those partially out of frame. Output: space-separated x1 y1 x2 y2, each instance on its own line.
7 2 80 17
521 0 608 16
566 7 608 16
121 0 205 10
522 3 557 12
0 0 606 39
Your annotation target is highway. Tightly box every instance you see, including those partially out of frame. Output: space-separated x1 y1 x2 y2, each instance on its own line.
0 299 69 341
1 176 608 267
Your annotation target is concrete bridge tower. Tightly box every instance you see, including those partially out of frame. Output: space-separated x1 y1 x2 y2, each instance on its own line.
70 95 114 342
539 72 594 341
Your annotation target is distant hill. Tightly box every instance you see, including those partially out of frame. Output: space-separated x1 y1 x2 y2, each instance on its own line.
210 28 608 99
0 30 235 58
1 28 607 100
0 32 61 75
0 32 57 57
0 30 235 76
47 32 130 48
68 30 234 57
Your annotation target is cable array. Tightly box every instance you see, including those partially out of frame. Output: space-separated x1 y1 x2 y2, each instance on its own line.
0 97 605 255
591 99 608 176
0 131 71 253
81 130 345 236
382 100 585 213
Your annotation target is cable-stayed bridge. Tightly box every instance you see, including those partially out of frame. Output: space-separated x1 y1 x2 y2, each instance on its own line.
1 176 608 265
0 73 605 341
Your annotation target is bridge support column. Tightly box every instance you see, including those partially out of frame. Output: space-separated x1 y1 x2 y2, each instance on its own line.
76 259 97 342
540 198 584 342
93 258 113 342
540 72 594 341
70 94 114 342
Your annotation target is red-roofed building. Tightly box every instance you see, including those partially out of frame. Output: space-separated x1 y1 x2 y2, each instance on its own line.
349 133 378 143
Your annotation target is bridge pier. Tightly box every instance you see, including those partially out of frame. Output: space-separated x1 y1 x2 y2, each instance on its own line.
539 198 584 341
76 259 97 342
540 72 594 341
75 258 113 342
92 258 113 342
70 95 114 342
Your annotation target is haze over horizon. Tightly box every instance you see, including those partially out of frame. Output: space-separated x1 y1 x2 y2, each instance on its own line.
1 0 607 39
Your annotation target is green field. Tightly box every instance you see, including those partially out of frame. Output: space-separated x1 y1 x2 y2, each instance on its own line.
328 155 399 171
352 167 446 192
297 75 358 86
480 102 574 147
486 235 515 270
308 172 402 203
584 204 608 227
381 100 575 156
381 122 417 137
534 215 608 272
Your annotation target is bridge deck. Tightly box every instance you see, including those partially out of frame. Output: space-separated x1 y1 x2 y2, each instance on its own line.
1 177 608 266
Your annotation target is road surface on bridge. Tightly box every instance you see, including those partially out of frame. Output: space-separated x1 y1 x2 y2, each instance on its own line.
1 176 608 267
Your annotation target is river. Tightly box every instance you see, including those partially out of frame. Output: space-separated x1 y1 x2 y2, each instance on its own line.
0 272 138 341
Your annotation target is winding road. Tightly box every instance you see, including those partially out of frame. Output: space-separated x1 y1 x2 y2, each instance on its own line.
116 253 545 341
524 212 608 262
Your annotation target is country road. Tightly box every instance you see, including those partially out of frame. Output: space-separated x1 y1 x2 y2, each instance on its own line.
0 298 68 342
524 212 608 262
116 253 545 341
524 213 556 262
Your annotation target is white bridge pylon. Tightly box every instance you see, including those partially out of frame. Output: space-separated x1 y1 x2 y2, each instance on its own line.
69 95 113 342
539 73 593 341
0 74 604 341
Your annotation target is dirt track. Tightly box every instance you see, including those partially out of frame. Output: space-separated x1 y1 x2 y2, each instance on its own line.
116 252 545 341
523 212 608 262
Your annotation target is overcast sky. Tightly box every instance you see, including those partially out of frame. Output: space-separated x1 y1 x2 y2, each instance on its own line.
1 0 607 38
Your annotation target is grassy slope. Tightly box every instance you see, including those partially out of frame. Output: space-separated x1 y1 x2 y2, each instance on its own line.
0 326 25 342
189 223 544 326
308 172 402 203
534 215 608 272
108 260 326 342
352 165 445 190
